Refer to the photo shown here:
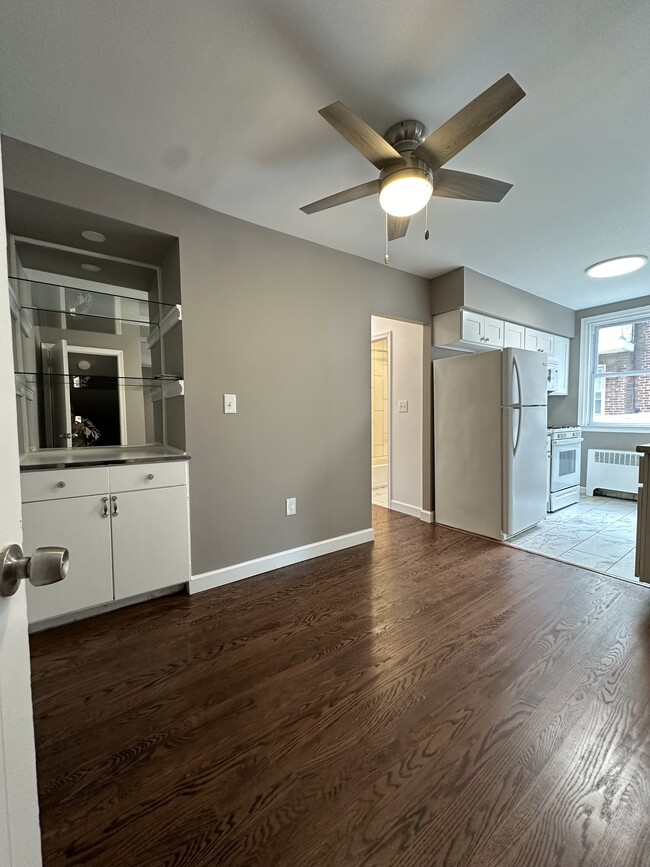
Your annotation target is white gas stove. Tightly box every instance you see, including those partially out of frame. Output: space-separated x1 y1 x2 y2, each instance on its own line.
547 425 583 511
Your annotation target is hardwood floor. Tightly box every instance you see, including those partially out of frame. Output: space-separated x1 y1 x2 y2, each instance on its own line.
30 507 650 866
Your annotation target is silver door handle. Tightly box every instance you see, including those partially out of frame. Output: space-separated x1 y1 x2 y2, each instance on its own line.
111 495 119 516
102 496 109 518
0 544 69 597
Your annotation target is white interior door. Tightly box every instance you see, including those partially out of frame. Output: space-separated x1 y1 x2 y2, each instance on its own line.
49 339 72 447
0 142 43 864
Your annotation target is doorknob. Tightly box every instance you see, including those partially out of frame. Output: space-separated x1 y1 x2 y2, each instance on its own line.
0 544 69 597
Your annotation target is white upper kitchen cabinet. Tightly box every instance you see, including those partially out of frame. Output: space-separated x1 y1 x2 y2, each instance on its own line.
503 321 525 349
553 335 570 395
524 327 555 355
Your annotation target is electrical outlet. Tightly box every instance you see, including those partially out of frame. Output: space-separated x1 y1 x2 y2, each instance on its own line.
286 497 297 516
398 400 408 413
224 394 237 414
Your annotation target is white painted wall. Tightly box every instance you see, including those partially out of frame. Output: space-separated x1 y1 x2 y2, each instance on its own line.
371 316 424 518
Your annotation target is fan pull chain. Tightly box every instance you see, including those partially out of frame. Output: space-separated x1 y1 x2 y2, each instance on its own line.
384 213 390 264
425 203 430 241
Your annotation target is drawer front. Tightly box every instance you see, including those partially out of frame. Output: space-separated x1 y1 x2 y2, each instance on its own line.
109 461 186 493
21 466 109 503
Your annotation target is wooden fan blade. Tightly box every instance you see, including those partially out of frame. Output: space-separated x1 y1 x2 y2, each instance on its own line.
387 215 411 241
300 179 379 214
432 169 512 202
413 74 525 171
319 102 404 170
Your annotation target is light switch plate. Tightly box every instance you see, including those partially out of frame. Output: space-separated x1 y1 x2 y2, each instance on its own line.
398 400 408 413
286 497 297 516
224 394 237 414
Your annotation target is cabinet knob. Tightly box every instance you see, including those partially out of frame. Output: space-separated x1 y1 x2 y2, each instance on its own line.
56 481 66 488
146 473 154 480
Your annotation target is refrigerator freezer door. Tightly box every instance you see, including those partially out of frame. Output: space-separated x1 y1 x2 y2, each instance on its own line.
502 348 548 407
503 404 548 537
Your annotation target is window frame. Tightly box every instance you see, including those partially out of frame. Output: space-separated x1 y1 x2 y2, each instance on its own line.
579 305 650 432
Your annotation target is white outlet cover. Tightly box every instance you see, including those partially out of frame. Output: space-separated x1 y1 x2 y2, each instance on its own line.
286 497 297 516
224 394 237 413
398 400 408 413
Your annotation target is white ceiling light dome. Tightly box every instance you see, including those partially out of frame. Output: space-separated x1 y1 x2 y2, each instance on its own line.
586 255 647 278
379 167 433 218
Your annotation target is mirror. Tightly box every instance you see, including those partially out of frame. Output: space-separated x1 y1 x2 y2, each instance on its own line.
12 269 179 453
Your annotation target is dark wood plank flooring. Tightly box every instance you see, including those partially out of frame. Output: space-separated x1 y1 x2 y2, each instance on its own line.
30 507 650 866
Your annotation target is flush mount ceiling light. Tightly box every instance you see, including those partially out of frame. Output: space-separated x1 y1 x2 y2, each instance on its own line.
586 255 647 278
81 230 106 243
378 165 433 217
80 263 101 272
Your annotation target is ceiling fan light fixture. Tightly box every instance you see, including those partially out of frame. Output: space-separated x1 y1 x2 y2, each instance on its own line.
379 169 433 218
586 255 647 278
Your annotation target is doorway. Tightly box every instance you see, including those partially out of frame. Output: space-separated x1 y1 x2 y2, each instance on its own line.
370 315 432 523
371 333 390 508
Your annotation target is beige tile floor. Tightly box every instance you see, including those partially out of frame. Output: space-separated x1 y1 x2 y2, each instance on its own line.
371 485 389 508
508 494 639 582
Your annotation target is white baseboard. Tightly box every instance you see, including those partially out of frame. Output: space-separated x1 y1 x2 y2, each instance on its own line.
189 527 375 595
419 509 435 523
390 499 422 519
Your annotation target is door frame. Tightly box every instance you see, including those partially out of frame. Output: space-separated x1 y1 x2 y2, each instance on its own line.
42 343 128 446
371 330 392 510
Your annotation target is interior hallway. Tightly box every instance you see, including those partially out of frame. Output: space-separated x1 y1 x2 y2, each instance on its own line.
30 508 650 866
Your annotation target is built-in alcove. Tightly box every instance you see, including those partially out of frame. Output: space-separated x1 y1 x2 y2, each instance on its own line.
5 191 186 459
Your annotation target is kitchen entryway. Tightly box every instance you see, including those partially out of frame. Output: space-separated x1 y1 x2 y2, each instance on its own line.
508 494 638 581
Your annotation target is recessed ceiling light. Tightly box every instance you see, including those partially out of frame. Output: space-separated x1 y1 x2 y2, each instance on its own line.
586 255 647 278
80 263 101 272
81 230 106 243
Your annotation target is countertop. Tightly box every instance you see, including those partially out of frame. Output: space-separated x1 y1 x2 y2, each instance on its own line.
20 444 190 471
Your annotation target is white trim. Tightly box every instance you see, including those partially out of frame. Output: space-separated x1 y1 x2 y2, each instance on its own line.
371 330 392 509
389 499 421 519
189 528 375 594
150 379 184 401
419 509 435 523
28 584 183 632
148 304 182 348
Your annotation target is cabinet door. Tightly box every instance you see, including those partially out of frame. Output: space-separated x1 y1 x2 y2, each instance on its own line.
483 316 504 347
23 495 113 623
538 331 555 355
504 322 525 349
554 335 570 395
111 485 190 599
524 327 540 351
461 310 484 344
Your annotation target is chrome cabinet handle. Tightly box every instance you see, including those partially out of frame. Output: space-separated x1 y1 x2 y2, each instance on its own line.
101 496 109 518
56 481 66 488
146 473 154 480
111 495 119 517
0 544 69 597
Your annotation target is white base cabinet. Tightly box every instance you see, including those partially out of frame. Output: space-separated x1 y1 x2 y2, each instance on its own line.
21 460 190 625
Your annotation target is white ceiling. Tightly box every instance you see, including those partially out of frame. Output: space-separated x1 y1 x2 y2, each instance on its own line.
1 0 649 310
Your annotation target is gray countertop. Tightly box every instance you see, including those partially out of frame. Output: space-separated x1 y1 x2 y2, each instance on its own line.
20 444 190 471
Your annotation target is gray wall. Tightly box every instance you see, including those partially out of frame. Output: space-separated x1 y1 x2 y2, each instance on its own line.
431 267 576 337
548 294 650 481
2 137 431 575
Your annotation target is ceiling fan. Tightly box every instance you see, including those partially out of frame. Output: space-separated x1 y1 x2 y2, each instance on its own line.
300 74 525 241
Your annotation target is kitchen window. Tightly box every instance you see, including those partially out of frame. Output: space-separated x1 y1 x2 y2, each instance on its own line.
579 306 650 430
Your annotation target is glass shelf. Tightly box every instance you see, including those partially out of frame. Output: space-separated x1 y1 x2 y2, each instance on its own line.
9 276 180 327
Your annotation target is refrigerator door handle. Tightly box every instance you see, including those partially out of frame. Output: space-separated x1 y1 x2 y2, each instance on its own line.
512 406 522 457
512 354 522 406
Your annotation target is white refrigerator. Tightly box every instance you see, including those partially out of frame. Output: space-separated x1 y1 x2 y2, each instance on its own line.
434 347 548 540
